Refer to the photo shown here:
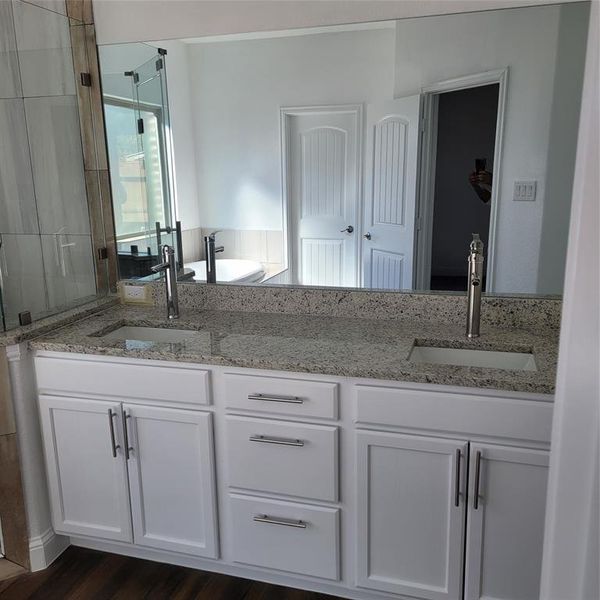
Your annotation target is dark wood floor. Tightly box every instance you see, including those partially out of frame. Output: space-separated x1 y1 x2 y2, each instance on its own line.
0 547 343 599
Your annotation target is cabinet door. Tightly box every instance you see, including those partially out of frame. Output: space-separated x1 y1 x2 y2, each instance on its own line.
465 444 549 600
357 431 467 600
38 395 132 541
124 404 219 558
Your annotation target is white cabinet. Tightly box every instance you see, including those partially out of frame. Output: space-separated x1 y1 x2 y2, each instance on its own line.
39 395 132 542
125 405 219 558
230 493 340 580
357 431 467 600
226 415 338 501
38 395 219 558
357 431 550 600
465 444 549 600
34 353 552 600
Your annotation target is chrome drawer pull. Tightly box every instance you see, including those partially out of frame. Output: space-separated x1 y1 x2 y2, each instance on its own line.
248 393 303 404
107 409 120 458
473 450 482 509
454 448 461 507
122 411 133 460
253 514 307 529
249 434 304 447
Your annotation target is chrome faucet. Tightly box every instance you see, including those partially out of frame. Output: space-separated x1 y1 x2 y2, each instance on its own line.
151 244 179 319
204 231 224 284
466 233 484 338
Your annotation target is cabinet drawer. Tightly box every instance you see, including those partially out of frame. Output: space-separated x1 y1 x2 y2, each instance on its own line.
224 373 338 419
226 416 338 501
35 355 210 406
230 494 339 580
356 384 553 443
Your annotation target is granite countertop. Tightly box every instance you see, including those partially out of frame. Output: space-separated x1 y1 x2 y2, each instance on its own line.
0 297 119 348
28 304 559 394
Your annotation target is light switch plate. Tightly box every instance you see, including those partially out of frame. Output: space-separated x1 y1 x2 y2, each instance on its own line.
513 180 537 201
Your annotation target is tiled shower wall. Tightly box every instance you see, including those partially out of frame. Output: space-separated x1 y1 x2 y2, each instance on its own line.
0 0 109 330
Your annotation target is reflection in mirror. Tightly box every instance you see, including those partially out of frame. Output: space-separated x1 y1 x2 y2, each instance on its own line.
99 2 590 296
100 42 177 279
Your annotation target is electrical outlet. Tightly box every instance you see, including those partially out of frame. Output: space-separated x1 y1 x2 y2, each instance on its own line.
513 180 537 202
121 283 151 304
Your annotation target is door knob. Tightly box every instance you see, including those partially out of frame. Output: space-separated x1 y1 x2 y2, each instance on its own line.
340 225 354 234
364 232 372 240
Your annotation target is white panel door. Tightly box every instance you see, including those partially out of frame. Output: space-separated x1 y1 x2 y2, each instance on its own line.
363 96 421 289
357 431 467 600
38 395 132 542
465 444 549 600
125 404 219 558
287 107 360 287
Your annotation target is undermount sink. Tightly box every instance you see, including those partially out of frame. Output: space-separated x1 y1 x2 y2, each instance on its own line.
409 345 537 371
102 326 199 344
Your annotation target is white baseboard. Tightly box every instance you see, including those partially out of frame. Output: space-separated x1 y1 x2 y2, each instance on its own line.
29 529 69 572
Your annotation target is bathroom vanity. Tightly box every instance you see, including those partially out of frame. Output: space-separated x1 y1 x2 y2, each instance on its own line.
24 301 555 600
1 0 588 596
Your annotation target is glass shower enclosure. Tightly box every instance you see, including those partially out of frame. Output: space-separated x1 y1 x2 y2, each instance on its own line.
0 0 105 331
101 44 178 280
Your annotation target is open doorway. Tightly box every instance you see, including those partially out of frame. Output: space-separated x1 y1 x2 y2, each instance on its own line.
430 84 499 291
415 71 505 293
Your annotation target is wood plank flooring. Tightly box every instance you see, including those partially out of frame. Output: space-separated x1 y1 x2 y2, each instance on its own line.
0 547 344 599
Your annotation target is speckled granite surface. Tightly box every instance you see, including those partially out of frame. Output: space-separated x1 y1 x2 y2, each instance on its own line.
0 297 119 348
29 304 559 394
150 282 562 330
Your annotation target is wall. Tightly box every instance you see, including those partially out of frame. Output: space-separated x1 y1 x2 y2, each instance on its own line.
540 2 599 597
394 3 588 294
0 348 29 569
92 0 581 45
188 26 395 231
431 85 497 281
536 2 590 294
7 345 69 571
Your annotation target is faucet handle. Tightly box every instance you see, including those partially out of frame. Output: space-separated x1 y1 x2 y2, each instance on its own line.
207 230 222 240
470 233 484 254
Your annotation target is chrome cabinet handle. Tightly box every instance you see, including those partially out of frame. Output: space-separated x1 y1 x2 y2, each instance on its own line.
454 448 461 507
249 434 304 447
473 450 482 509
122 411 133 460
248 393 303 404
108 409 120 458
364 232 372 240
253 514 307 529
340 225 354 233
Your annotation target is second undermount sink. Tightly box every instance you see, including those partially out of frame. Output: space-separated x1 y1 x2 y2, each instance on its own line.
409 345 537 371
102 326 200 344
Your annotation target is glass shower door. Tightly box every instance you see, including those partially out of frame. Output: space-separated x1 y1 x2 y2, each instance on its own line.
0 0 100 332
105 49 177 279
134 53 176 250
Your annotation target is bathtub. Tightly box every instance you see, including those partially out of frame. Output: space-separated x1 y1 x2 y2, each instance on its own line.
186 259 265 283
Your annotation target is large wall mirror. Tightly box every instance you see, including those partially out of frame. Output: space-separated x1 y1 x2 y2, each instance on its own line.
98 2 590 296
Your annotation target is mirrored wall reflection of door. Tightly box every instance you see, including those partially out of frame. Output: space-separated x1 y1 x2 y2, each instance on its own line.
363 96 421 291
285 106 361 288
